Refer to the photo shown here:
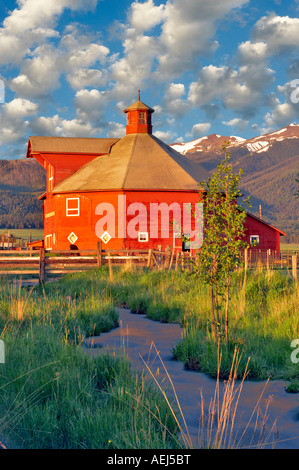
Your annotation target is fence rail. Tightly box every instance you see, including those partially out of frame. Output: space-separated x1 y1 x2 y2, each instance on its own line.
0 243 297 283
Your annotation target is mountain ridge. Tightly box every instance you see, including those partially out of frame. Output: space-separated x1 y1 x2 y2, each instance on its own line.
170 123 299 242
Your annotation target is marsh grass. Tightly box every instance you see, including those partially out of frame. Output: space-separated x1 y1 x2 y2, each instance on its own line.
131 342 278 449
51 266 298 382
0 263 297 448
0 276 179 449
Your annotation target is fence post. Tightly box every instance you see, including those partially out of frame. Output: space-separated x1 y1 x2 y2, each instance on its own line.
165 245 171 269
181 251 185 271
107 250 113 281
292 254 297 282
175 251 179 271
168 248 175 271
39 248 45 284
97 241 102 267
244 248 248 271
147 249 152 268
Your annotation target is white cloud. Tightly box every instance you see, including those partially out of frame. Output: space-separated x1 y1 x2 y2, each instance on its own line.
109 0 249 100
261 80 299 132
153 130 176 142
106 122 126 138
252 14 299 54
31 114 98 137
190 122 211 137
10 45 62 98
110 30 159 100
0 97 38 144
156 0 247 78
130 0 166 32
74 88 108 123
188 63 274 118
237 14 299 67
3 98 38 118
67 43 109 69
222 117 249 131
3 0 97 34
67 68 105 89
237 41 268 63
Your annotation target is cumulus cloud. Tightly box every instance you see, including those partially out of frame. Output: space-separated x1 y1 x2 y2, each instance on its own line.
153 130 176 142
67 68 105 89
31 114 98 137
222 117 249 131
109 0 248 101
187 63 274 118
0 97 38 144
74 88 108 123
237 14 299 66
10 45 62 99
187 122 211 138
261 80 299 132
252 14 299 55
129 0 166 32
155 0 248 78
0 0 97 66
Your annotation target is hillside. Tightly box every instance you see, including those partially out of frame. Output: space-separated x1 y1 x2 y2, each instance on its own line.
171 124 299 242
0 159 45 229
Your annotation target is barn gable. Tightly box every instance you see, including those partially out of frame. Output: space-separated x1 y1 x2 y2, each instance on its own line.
26 136 119 190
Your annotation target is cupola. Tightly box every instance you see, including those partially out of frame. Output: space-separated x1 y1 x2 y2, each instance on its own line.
124 91 154 135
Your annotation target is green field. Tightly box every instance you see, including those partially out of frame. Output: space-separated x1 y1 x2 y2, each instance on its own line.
0 228 44 241
281 243 299 251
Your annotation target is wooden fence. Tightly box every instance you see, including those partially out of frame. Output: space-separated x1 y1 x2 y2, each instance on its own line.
0 243 297 283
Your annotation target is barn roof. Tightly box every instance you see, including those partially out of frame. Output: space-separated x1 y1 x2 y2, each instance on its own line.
26 136 119 157
52 133 209 193
246 212 287 236
124 99 154 113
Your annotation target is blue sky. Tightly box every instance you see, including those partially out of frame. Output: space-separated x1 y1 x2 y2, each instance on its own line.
0 0 298 159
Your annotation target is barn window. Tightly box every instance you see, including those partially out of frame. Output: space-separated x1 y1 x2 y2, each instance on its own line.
66 198 80 216
250 235 259 246
48 165 54 191
139 112 146 124
138 232 148 242
45 234 53 250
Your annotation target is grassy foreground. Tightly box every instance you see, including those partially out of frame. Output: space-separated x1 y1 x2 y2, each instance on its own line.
0 277 178 449
44 266 298 383
0 265 298 448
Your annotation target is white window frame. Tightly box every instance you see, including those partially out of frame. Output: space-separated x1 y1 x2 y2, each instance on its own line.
45 234 53 250
250 235 260 245
138 232 148 242
66 197 80 217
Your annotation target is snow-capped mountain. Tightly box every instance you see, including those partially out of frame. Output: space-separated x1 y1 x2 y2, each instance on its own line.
171 134 246 155
170 123 299 243
171 123 299 156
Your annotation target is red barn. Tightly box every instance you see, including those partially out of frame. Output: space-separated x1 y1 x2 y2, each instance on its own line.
26 94 286 253
244 212 286 253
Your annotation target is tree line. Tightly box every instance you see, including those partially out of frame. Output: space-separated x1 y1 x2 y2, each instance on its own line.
0 190 43 229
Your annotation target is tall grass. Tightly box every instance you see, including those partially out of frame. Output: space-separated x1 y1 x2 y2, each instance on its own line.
0 276 179 449
0 264 297 448
50 266 298 382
